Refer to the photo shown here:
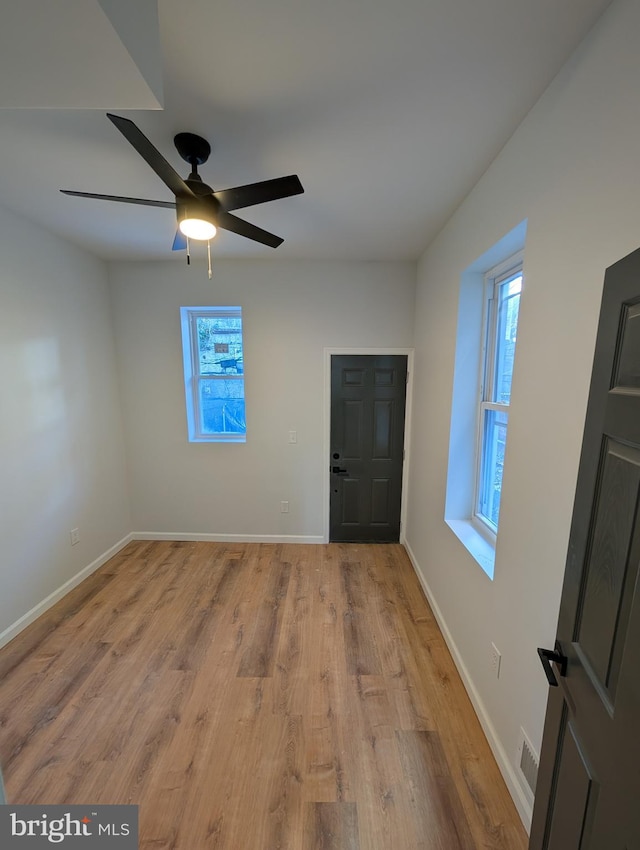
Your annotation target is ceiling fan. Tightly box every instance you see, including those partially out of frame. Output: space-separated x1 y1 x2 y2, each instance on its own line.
61 113 304 251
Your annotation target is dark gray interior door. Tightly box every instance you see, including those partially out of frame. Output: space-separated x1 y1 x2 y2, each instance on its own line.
530 247 640 849
330 354 407 543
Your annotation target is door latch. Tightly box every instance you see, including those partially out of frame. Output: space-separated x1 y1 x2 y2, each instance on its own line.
537 642 568 687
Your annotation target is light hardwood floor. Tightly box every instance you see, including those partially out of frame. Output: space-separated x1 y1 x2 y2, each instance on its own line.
0 541 528 849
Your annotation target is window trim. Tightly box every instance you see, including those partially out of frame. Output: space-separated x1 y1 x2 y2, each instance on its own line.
180 305 246 443
472 252 523 534
444 219 527 579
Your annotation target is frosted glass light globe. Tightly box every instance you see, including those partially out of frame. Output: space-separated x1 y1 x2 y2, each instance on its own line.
179 219 217 240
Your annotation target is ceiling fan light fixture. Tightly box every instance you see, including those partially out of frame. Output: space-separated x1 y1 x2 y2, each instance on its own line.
179 217 217 241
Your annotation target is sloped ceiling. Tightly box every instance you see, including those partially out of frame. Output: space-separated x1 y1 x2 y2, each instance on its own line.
0 0 162 108
0 0 613 261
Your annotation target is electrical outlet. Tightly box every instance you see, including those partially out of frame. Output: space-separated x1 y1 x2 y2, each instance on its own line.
280 501 289 513
70 528 80 546
288 430 297 443
491 642 501 678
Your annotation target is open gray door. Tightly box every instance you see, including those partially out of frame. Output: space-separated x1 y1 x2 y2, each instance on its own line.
530 246 640 849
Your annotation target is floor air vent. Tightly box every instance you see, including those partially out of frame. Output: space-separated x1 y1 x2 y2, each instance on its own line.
517 728 539 799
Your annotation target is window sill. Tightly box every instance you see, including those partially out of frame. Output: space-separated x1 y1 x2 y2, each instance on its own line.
188 434 246 443
445 518 495 580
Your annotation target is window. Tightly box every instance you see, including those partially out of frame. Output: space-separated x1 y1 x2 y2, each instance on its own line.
475 259 522 532
180 306 246 442
445 222 526 577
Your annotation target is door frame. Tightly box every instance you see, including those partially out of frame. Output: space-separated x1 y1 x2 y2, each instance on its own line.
323 347 414 544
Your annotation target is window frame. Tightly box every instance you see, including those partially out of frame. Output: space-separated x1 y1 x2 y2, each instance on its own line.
473 253 523 537
180 305 246 443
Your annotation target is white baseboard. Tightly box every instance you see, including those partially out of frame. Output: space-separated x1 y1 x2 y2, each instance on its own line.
132 531 326 545
0 534 133 650
403 539 533 833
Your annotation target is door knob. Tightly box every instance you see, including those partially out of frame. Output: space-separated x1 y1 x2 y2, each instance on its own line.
537 643 568 687
332 466 348 475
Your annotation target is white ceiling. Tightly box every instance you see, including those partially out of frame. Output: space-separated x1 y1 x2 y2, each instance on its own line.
0 0 612 262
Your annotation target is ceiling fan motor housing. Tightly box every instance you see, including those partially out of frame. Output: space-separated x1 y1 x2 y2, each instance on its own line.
174 132 211 166
185 176 214 195
176 194 220 229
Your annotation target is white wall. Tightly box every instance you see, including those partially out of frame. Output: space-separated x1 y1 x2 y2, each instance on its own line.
0 204 131 643
108 258 415 539
405 0 640 828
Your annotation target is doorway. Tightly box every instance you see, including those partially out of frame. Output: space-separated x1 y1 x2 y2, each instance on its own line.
327 352 410 543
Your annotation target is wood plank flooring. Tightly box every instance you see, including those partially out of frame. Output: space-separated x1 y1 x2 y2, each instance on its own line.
0 541 528 849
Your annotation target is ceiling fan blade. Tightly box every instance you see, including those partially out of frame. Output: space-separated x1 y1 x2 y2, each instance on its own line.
213 175 304 211
106 113 197 199
216 210 284 248
172 230 187 251
60 190 176 209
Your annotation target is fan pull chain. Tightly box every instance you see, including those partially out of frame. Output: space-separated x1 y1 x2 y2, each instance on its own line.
207 239 213 279
186 236 191 265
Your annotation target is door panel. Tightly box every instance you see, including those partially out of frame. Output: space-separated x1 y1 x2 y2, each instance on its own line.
330 354 407 542
371 478 391 523
373 400 393 457
342 479 360 525
578 439 640 698
343 400 364 458
530 248 640 849
614 302 640 389
546 716 596 850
